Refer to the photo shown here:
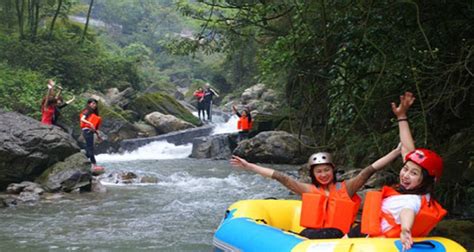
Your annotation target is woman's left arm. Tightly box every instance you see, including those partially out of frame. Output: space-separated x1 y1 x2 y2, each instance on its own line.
345 146 401 197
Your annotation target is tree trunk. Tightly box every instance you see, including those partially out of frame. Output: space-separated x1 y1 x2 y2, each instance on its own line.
81 0 94 42
32 0 40 40
49 0 63 38
15 0 25 39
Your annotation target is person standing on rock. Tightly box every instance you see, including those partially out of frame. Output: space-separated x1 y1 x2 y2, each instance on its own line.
232 105 252 142
230 146 401 239
53 85 75 133
193 87 205 121
41 79 58 125
203 82 219 122
80 98 104 175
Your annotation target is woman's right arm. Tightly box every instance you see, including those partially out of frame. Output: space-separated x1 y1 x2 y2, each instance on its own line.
230 155 311 195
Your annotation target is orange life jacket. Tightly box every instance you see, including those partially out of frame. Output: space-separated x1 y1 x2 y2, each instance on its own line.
80 110 101 130
300 182 361 233
237 116 252 131
361 186 447 237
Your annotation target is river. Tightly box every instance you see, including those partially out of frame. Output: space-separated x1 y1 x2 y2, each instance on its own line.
0 115 299 251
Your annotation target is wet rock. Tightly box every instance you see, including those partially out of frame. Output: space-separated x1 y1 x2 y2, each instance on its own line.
233 131 313 164
145 112 195 134
0 110 80 190
133 121 157 137
190 134 236 159
128 92 200 125
18 191 40 203
36 152 91 192
6 181 39 194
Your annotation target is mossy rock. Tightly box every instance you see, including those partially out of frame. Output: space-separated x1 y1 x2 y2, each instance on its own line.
129 92 200 125
251 113 289 135
431 219 474 250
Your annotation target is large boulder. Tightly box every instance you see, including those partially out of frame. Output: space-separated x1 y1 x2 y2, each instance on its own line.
128 92 200 125
144 112 195 134
35 152 92 192
190 134 237 159
0 111 80 190
233 131 313 164
106 87 137 109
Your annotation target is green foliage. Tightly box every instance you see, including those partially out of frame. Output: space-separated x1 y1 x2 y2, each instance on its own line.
0 63 45 118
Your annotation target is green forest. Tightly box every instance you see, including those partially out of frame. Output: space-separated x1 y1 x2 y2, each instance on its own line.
0 0 473 235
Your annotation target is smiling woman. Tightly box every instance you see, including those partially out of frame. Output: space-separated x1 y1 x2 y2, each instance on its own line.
229 146 401 239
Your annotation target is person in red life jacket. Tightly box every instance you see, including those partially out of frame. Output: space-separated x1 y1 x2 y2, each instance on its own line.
230 146 400 239
41 79 58 125
193 87 205 121
349 92 447 251
232 105 253 142
80 98 104 176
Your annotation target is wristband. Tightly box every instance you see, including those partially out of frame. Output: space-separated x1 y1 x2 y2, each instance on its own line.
397 118 408 122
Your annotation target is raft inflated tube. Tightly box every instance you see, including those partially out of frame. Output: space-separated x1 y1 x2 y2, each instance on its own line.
213 199 466 252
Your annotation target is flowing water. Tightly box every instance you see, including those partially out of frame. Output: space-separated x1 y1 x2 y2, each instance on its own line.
0 115 299 251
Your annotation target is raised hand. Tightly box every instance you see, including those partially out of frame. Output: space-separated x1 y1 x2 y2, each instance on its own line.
400 228 413 251
230 155 250 170
391 91 415 119
47 79 55 89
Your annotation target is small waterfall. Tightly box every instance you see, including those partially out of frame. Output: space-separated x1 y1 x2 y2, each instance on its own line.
99 111 237 162
97 141 192 162
211 115 239 135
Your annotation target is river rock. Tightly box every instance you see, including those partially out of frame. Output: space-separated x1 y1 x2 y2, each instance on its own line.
133 121 157 137
233 131 313 164
35 152 92 192
0 110 80 190
190 134 237 159
128 92 201 125
107 87 136 109
145 112 195 134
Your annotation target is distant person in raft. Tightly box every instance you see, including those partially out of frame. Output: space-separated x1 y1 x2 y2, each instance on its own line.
232 105 252 142
348 92 447 251
193 87 205 121
230 146 401 239
80 98 104 176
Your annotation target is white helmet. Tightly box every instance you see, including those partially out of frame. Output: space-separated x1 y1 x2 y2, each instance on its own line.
308 152 334 168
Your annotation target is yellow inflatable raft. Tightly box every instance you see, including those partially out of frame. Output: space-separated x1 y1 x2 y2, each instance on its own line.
213 199 466 252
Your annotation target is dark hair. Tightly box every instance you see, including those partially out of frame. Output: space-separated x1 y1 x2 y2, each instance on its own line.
309 165 337 187
85 98 99 115
87 98 98 104
397 168 435 195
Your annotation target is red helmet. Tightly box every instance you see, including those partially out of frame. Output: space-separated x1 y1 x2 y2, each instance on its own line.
404 148 443 181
